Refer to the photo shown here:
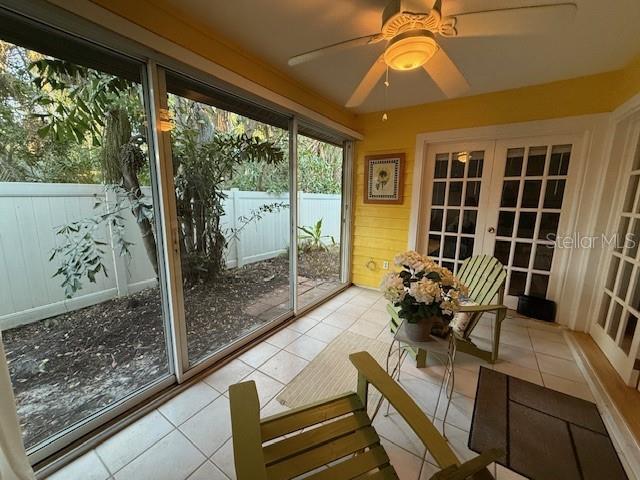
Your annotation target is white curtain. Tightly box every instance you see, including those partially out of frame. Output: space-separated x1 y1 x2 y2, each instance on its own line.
0 333 34 480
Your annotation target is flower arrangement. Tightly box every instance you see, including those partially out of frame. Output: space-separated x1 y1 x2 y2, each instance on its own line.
380 251 468 325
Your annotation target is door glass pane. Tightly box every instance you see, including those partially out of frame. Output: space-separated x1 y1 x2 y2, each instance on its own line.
623 176 639 212
445 209 459 233
297 134 345 309
461 210 477 234
505 149 524 176
544 180 566 209
521 180 542 208
497 211 515 237
526 146 547 176
539 213 560 241
450 155 465 178
509 271 527 296
465 181 481 207
434 154 448 178
494 241 511 266
427 234 441 257
606 256 620 291
533 244 554 271
617 261 634 300
513 243 532 268
500 181 520 207
517 212 537 238
614 217 630 254
597 295 611 327
443 236 457 258
448 181 463 206
468 153 483 178
166 76 291 366
432 182 446 205
530 274 549 297
430 209 444 231
607 302 623 340
460 237 474 260
0 39 170 449
549 145 571 175
620 313 638 354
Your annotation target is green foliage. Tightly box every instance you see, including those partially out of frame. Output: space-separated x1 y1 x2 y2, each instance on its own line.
298 218 336 252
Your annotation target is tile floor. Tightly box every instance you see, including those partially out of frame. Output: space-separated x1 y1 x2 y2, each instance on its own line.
46 286 596 480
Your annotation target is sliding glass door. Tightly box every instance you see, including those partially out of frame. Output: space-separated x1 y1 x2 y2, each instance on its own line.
0 6 352 463
162 71 294 367
296 133 347 309
0 24 172 454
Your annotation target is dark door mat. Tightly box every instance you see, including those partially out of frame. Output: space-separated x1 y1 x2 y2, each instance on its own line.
469 367 627 480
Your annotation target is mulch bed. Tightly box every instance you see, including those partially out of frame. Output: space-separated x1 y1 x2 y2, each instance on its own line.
2 248 341 449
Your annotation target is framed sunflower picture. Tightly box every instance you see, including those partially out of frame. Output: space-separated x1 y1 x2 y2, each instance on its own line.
364 153 405 204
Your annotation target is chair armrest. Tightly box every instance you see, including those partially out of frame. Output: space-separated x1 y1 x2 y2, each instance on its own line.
428 448 503 480
229 381 268 480
349 352 459 469
459 304 506 314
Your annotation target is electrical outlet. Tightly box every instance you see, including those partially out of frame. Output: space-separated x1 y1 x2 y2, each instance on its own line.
383 260 389 270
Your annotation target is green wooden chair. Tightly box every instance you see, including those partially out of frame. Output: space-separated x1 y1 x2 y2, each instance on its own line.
229 351 501 480
453 255 507 364
387 255 507 365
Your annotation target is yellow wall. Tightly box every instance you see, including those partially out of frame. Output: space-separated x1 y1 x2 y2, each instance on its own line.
352 60 640 287
88 0 358 131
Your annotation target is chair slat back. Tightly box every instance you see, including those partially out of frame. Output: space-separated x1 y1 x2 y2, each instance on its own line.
457 255 506 305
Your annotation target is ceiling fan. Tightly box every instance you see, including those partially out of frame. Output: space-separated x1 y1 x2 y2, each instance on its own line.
288 0 578 108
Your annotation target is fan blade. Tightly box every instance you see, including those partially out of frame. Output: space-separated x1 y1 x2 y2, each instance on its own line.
422 48 470 98
345 55 386 108
288 33 383 66
448 3 577 37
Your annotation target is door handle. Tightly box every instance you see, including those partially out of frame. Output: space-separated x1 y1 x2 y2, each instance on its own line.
488 227 496 234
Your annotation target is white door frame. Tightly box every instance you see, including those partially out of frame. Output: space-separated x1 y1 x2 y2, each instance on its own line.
410 114 607 326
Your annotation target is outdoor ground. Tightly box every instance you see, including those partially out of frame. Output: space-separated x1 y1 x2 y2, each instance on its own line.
2 247 341 449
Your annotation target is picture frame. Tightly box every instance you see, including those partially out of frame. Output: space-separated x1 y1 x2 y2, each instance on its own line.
363 153 405 204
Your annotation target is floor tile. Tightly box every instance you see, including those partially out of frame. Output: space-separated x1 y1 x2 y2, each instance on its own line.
334 302 369 318
420 460 441 479
284 335 328 361
203 359 254 393
305 322 342 343
499 329 533 350
97 410 174 473
373 407 424 456
242 370 284 405
493 361 543 385
48 451 110 480
305 304 336 321
435 392 475 432
361 307 391 327
238 341 280 368
114 430 205 480
158 382 219 427
528 327 566 344
542 373 594 401
288 315 319 333
265 327 302 348
258 350 309 384
536 352 585 383
379 437 424 479
179 395 231 456
187 461 228 480
260 396 289 417
211 438 236 480
530 336 574 360
348 319 385 339
496 344 539 371
321 311 358 329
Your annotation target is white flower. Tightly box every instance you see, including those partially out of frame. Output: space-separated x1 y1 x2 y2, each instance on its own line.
409 278 441 305
394 250 435 273
380 272 406 303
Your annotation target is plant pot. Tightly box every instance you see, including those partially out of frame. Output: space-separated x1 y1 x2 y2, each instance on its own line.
404 316 440 342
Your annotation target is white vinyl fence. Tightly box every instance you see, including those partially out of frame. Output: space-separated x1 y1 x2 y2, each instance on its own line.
0 183 341 330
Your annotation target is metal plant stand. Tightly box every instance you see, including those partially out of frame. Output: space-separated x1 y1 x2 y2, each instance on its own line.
381 321 457 438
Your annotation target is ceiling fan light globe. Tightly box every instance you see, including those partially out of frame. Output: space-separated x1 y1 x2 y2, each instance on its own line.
383 31 438 71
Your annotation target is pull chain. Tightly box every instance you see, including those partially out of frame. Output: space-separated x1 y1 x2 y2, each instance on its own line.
382 66 389 122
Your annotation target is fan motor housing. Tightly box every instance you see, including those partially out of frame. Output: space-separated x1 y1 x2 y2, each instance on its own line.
382 0 440 39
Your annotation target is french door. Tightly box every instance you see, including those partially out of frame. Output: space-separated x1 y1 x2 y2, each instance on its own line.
421 135 579 309
591 116 640 388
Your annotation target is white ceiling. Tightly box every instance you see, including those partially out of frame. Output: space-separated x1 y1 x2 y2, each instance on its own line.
159 0 640 113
